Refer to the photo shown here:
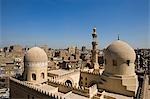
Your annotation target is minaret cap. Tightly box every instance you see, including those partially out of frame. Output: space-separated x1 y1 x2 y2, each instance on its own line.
93 27 96 32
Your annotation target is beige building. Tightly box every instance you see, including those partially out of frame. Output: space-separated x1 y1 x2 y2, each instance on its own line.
10 28 139 99
100 40 137 96
80 40 138 97
68 46 76 55
23 47 48 84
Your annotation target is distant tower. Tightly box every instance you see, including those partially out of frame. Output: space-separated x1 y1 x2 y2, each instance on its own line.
91 27 99 70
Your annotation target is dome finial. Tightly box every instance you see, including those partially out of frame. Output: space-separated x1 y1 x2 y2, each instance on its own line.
117 33 120 40
93 26 96 33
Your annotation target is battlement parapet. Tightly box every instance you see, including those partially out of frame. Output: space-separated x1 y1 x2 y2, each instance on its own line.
10 77 98 98
10 77 65 99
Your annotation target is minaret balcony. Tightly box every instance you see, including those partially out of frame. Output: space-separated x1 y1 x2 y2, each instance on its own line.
92 42 98 45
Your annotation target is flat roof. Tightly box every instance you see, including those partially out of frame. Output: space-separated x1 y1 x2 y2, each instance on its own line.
65 92 88 99
48 69 75 76
102 91 133 99
37 84 57 92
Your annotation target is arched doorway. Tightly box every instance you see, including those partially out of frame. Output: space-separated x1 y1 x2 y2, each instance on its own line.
65 80 72 86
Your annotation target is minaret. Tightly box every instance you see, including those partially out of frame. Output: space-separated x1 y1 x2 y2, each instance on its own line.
91 27 99 70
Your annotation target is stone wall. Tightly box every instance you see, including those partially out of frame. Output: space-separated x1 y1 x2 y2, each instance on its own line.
10 77 63 99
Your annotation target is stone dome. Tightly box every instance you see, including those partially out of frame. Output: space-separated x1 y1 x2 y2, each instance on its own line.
24 47 48 62
104 40 136 75
105 40 136 62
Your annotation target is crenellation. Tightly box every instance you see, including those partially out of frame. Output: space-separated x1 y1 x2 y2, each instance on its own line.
54 94 56 98
10 77 58 97
56 95 59 99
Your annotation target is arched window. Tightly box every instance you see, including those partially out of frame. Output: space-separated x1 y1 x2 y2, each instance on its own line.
41 73 44 79
32 73 36 80
85 77 87 80
85 82 87 85
65 80 72 86
113 60 117 66
126 60 130 66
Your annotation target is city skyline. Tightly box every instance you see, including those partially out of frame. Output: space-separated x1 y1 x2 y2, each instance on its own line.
1 0 149 49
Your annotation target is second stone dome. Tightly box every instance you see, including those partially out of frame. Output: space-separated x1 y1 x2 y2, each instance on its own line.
104 40 136 75
105 40 136 62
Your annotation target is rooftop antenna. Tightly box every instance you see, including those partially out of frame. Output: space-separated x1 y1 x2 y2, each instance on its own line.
117 33 120 40
34 41 37 47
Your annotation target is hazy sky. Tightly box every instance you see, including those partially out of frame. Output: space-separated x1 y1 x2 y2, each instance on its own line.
1 0 149 49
